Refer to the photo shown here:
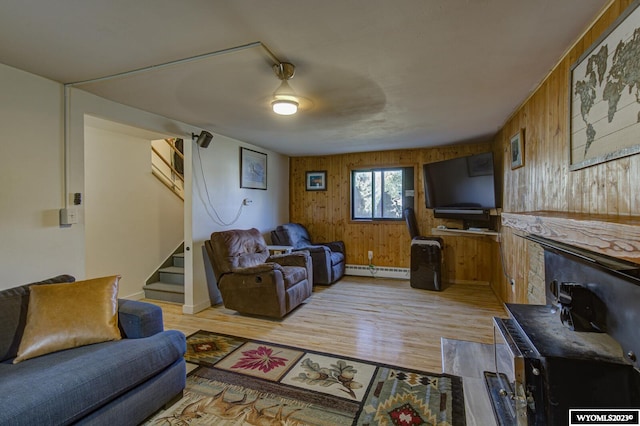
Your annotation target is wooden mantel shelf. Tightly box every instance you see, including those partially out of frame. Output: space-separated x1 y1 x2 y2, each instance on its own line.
501 211 640 264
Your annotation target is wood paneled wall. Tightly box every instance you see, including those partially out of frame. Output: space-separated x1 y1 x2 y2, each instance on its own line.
494 0 640 303
289 143 499 283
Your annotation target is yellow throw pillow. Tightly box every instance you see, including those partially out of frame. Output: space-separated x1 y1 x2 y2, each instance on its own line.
13 275 122 363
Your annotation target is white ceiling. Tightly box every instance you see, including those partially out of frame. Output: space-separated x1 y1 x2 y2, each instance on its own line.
0 0 609 156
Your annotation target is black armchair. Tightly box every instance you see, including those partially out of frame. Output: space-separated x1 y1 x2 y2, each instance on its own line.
271 223 345 285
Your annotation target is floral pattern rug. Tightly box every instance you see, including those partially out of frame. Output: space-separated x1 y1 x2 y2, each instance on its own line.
145 330 466 425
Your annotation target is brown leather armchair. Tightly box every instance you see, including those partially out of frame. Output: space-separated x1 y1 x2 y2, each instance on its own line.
204 228 313 318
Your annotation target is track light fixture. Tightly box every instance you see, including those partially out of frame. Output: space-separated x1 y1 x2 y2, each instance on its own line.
193 131 213 148
272 62 299 116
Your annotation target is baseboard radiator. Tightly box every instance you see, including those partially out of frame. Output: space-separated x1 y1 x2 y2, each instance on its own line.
345 264 410 279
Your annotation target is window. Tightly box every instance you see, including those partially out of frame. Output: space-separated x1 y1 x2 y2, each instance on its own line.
351 166 414 220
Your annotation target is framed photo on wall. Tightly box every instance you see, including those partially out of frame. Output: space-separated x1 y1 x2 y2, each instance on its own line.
510 129 524 170
305 171 327 191
240 147 267 190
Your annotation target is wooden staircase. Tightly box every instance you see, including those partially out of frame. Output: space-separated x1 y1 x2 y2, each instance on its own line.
143 250 185 303
144 138 185 304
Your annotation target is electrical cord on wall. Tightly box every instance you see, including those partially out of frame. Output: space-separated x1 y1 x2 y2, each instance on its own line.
498 238 515 286
368 262 379 277
367 252 378 278
193 142 244 227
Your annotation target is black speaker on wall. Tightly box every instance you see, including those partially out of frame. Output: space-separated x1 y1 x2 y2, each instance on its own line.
194 131 213 148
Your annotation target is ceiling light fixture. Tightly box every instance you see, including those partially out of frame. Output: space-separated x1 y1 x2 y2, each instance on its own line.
272 62 299 116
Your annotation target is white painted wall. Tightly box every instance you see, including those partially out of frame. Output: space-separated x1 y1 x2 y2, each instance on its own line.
0 63 83 288
0 62 290 313
84 119 184 299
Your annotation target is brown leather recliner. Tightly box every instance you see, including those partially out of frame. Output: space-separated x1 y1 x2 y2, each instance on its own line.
204 228 313 318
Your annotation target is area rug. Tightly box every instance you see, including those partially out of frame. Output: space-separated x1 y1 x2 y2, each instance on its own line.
145 330 466 425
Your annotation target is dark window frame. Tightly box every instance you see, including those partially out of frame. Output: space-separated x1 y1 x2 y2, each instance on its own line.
350 166 414 222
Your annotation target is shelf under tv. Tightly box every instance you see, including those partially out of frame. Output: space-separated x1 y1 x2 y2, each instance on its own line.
431 228 500 240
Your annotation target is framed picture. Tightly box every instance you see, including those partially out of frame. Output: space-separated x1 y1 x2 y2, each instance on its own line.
510 129 524 170
240 147 267 190
305 171 327 191
569 1 640 170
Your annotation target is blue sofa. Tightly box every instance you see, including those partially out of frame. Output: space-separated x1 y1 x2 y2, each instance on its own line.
0 275 186 426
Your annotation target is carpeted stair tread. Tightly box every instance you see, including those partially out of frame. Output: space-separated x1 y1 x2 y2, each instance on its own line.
144 282 184 293
158 266 184 274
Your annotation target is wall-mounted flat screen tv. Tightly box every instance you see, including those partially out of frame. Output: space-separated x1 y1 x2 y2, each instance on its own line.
422 152 498 222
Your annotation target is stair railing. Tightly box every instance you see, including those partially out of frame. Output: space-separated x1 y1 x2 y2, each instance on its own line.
151 138 184 200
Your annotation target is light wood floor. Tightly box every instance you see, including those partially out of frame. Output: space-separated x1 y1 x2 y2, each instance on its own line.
150 276 507 373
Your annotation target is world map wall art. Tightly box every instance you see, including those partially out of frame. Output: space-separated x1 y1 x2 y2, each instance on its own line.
570 1 640 170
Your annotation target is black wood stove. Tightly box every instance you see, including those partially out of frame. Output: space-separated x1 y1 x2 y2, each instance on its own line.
485 236 640 425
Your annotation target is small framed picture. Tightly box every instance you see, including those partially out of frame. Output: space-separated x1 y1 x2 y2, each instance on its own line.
240 147 267 190
305 171 327 191
510 129 524 170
